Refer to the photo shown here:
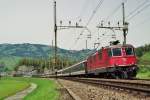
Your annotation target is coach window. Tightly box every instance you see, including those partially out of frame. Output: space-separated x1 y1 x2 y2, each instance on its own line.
125 48 134 55
112 48 122 56
98 50 102 59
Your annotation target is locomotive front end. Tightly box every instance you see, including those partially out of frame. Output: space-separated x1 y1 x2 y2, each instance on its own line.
109 45 138 78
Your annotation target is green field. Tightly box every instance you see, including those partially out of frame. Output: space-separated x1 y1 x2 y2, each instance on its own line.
136 65 150 79
23 78 59 100
0 77 30 99
0 77 59 100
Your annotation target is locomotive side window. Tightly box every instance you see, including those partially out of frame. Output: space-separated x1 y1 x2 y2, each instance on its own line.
112 48 122 56
125 48 134 55
92 56 95 62
94 55 96 61
90 57 92 63
98 50 102 59
108 49 112 57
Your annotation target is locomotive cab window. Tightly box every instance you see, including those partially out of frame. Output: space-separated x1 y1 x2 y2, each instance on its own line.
125 48 134 55
112 48 122 56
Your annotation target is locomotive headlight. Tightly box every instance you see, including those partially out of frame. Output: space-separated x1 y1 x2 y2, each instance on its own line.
132 62 135 65
114 63 117 67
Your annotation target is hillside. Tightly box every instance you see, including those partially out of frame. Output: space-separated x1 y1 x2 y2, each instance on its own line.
1 43 150 72
0 56 21 70
0 43 92 70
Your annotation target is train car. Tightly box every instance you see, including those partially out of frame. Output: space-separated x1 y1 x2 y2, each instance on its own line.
86 44 138 78
57 60 86 77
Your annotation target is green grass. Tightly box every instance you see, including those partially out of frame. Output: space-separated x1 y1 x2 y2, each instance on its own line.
23 78 59 100
0 77 30 99
141 52 150 61
137 51 150 79
136 65 150 79
139 52 150 65
1 77 59 100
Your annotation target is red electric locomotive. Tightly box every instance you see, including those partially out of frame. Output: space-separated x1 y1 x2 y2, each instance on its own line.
86 44 138 78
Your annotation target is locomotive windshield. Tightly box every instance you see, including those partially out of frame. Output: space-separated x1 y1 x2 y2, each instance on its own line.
112 48 122 56
125 48 134 55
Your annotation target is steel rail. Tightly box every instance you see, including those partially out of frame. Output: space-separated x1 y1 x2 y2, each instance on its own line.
63 77 150 96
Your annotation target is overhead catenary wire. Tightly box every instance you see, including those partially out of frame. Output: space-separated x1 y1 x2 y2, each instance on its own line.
127 0 147 18
130 13 150 29
82 0 149 51
71 0 149 50
127 0 150 20
94 2 125 48
59 0 90 23
106 5 122 21
71 0 128 50
71 0 105 50
128 3 150 20
77 0 90 20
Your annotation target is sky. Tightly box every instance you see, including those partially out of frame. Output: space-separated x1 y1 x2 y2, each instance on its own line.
0 0 150 50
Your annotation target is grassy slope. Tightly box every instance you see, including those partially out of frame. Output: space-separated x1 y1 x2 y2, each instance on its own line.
0 77 30 99
137 52 150 79
136 65 150 79
10 77 59 100
140 52 150 61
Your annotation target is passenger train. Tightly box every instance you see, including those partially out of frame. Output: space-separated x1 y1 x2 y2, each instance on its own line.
57 44 138 79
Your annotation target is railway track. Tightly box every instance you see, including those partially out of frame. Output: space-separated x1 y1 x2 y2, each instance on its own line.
62 77 150 97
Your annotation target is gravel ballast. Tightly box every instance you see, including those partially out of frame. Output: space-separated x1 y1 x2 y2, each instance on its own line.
59 79 150 100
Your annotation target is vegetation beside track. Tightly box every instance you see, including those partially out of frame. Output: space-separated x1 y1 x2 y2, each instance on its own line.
140 52 150 61
23 77 59 100
0 77 59 100
0 77 30 99
136 45 150 80
137 65 150 79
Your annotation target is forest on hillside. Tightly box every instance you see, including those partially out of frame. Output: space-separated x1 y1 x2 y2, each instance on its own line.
135 44 150 57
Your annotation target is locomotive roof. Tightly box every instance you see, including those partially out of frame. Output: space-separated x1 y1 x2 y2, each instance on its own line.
87 44 134 58
105 44 134 49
